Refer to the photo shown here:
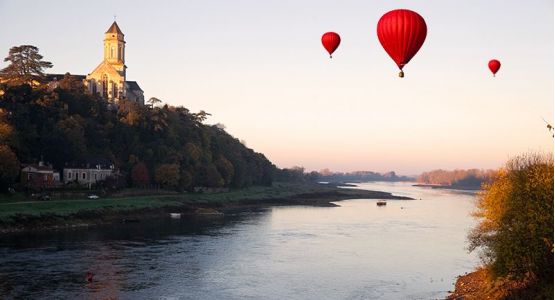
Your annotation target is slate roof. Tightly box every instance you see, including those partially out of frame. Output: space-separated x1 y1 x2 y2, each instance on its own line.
106 21 124 35
65 157 114 170
125 81 143 92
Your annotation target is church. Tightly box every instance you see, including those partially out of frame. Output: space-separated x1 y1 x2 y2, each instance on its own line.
84 21 144 105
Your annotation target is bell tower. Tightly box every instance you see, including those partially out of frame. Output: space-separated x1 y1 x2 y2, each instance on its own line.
103 21 126 75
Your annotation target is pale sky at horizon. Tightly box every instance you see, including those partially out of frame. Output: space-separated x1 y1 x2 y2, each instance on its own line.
0 0 553 175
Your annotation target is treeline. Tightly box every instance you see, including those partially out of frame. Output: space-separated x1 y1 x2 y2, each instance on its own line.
417 169 496 189
318 169 412 182
0 77 275 190
274 166 319 183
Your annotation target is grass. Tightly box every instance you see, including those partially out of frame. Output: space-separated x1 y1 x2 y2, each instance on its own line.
0 182 344 222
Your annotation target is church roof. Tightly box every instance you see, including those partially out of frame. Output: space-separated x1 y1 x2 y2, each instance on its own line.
46 74 86 81
125 81 143 92
105 21 124 35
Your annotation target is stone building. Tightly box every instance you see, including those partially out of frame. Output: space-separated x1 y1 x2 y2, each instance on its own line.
84 21 144 105
63 158 115 187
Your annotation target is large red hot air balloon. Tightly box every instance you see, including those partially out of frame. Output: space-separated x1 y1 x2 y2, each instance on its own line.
488 59 501 77
377 9 427 77
321 32 341 58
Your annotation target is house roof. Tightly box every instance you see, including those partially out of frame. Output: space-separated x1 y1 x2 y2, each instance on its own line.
106 21 124 35
65 157 114 170
125 81 143 92
22 164 55 172
46 74 86 81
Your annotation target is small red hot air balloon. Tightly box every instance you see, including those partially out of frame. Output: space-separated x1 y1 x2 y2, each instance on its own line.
377 9 427 77
321 32 341 58
488 59 501 77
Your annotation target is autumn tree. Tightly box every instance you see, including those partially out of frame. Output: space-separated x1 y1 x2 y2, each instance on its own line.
468 153 553 290
0 45 53 86
58 73 85 93
154 163 180 188
131 162 150 187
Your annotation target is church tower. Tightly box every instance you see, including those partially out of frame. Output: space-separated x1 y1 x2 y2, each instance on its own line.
85 21 144 105
103 22 126 75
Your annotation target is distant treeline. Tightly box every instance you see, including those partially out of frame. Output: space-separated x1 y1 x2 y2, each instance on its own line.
417 169 496 189
318 169 413 183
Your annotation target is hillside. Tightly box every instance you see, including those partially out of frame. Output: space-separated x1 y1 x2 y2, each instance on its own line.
0 76 274 190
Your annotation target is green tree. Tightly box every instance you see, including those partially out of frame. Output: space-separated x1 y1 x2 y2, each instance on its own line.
179 169 193 190
215 156 234 186
0 145 20 189
468 153 553 286
154 163 180 188
147 97 162 108
0 45 53 86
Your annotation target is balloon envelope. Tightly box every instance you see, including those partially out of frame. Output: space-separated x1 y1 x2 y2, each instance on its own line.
377 9 427 76
488 59 501 76
321 32 341 58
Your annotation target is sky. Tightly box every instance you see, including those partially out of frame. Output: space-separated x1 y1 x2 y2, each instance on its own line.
0 0 553 175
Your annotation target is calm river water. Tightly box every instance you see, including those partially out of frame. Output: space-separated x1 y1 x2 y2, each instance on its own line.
0 182 479 299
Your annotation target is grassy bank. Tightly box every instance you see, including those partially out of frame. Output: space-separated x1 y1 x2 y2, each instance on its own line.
0 182 412 233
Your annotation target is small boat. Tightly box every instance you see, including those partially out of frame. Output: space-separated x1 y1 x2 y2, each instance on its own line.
376 201 387 206
170 213 182 219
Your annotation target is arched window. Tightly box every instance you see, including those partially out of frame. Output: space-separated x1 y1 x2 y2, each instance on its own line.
102 75 108 98
111 47 114 58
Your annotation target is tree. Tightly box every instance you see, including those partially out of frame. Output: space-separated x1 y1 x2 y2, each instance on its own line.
147 97 162 108
131 162 150 187
0 145 20 190
468 153 553 285
58 73 85 93
154 163 180 188
215 156 234 186
191 110 211 124
0 45 53 86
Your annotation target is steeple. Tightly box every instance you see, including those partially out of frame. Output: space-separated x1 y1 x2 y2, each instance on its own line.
103 21 125 69
105 21 124 35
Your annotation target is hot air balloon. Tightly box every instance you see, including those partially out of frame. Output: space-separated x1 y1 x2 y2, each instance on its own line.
321 32 341 58
377 9 427 77
488 59 501 77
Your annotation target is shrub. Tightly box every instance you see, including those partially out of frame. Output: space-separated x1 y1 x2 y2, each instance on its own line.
469 153 553 284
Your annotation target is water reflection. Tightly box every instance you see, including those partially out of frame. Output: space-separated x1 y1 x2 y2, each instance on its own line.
0 182 478 299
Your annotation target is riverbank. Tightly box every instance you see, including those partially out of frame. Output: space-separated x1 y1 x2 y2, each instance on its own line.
0 182 413 234
448 268 551 299
412 184 480 191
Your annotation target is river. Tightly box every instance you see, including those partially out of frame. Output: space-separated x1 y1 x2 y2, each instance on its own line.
0 182 479 299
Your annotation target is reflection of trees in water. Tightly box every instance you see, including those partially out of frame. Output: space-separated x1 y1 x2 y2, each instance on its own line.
0 211 270 298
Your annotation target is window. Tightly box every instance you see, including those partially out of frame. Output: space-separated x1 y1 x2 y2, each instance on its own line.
111 47 114 58
68 172 72 179
82 172 86 179
94 174 97 180
27 173 31 180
